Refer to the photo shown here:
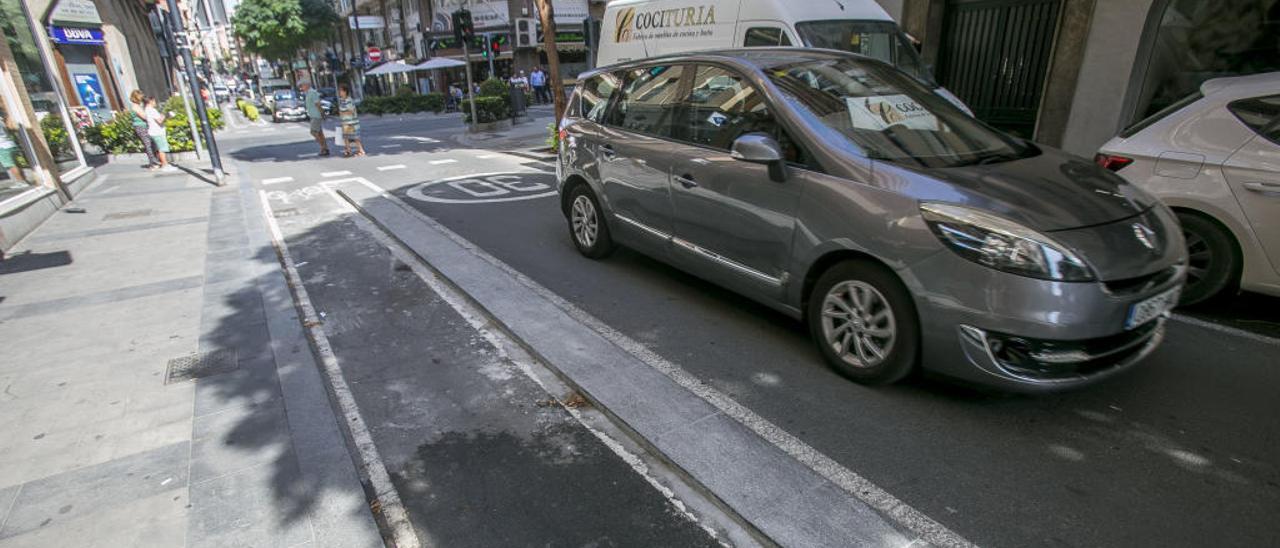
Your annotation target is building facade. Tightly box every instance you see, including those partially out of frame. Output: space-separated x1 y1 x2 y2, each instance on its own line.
900 0 1279 156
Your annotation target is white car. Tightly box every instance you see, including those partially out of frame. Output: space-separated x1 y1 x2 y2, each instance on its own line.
1097 72 1280 305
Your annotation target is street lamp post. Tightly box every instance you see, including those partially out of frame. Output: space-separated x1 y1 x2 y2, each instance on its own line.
164 0 225 184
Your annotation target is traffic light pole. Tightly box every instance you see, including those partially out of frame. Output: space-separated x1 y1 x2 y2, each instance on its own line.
462 40 478 132
165 0 224 184
485 33 495 79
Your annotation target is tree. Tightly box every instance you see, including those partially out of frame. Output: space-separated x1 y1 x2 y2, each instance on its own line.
232 0 337 84
534 0 566 123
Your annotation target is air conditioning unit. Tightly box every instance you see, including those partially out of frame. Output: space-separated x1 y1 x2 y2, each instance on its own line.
515 18 538 49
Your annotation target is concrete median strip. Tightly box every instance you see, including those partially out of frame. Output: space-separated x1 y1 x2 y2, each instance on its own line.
336 180 969 548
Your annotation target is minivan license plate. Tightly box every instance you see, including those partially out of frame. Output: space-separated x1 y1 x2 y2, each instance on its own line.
1125 287 1179 330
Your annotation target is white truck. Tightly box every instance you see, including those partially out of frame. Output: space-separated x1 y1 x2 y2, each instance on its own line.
598 0 969 111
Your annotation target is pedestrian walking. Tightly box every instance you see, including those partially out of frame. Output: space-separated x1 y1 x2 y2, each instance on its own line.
530 67 548 104
338 84 365 158
300 82 331 157
128 90 160 170
143 96 177 172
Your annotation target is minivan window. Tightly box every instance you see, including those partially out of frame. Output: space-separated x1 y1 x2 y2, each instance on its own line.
580 73 621 123
682 66 771 149
1227 95 1280 145
765 57 1032 169
606 65 687 138
744 27 792 47
795 20 933 86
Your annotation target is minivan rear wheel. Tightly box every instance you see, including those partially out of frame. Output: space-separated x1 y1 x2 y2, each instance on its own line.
1177 212 1238 306
567 185 614 259
808 260 919 385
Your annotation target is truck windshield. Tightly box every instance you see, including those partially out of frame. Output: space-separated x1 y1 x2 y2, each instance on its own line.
795 20 934 87
765 57 1032 169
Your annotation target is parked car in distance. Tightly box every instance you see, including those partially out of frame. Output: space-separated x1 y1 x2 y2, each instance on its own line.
1097 72 1280 305
271 91 307 122
317 87 338 115
259 78 292 110
558 49 1186 392
212 83 231 103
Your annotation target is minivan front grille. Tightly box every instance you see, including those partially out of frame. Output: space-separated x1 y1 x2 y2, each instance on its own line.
1104 265 1182 297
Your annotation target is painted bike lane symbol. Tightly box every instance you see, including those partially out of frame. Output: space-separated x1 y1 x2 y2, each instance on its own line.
405 172 557 204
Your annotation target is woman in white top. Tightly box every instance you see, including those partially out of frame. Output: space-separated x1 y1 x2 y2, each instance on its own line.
143 96 175 172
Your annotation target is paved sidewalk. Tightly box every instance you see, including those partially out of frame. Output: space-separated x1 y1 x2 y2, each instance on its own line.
0 163 380 547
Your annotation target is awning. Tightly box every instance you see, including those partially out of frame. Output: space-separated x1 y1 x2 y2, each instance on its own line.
364 61 417 76
414 58 467 70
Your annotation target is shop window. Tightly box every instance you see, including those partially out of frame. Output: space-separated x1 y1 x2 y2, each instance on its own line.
1131 0 1280 124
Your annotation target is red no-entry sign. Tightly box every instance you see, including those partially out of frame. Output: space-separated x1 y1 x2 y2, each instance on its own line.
367 47 382 63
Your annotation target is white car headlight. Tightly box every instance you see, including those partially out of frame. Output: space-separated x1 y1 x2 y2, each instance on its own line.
920 203 1094 282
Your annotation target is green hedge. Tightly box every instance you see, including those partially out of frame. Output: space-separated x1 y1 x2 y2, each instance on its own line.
84 96 225 154
236 98 259 121
40 113 71 158
461 96 509 124
360 92 446 116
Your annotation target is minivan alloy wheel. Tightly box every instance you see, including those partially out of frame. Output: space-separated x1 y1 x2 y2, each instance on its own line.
821 281 897 368
571 195 598 248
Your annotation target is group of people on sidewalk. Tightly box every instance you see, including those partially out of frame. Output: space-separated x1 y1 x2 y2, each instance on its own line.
129 90 177 173
509 67 552 104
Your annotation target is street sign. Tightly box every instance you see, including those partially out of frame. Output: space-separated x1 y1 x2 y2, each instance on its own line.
348 15 386 29
367 47 382 63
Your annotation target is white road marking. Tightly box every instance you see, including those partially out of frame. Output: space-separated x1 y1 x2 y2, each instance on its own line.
380 144 402 149
261 176 294 185
321 170 352 178
256 189 421 548
428 159 457 165
405 172 555 204
298 152 319 158
1171 314 1280 346
391 135 440 143
377 164 407 171
342 177 972 548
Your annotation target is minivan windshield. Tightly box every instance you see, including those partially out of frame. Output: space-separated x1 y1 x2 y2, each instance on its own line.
795 20 934 86
765 57 1032 169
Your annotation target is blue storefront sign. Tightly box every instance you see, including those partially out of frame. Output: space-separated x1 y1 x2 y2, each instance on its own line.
49 26 105 45
72 73 106 109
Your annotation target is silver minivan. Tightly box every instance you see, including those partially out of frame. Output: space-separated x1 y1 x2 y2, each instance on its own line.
556 49 1186 392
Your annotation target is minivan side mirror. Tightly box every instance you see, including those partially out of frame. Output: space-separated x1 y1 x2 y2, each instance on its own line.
731 133 787 182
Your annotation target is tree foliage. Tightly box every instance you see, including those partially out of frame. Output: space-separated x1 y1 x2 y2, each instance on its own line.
232 0 337 61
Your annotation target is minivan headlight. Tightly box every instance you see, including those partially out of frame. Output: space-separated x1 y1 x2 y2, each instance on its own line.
920 203 1094 282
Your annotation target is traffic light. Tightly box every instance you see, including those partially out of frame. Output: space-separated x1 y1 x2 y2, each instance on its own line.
490 36 501 56
478 36 491 59
452 9 474 43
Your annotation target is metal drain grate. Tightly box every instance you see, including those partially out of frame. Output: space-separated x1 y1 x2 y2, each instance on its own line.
165 349 239 384
103 209 155 221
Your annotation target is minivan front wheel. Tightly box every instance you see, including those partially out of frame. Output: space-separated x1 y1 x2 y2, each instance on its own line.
567 185 614 259
808 261 919 385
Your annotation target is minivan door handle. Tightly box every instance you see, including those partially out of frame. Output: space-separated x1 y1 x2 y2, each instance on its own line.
599 144 617 162
674 174 698 189
1242 182 1280 194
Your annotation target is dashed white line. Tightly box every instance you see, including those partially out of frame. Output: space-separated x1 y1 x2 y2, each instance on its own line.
429 159 458 165
261 176 294 185
321 170 352 178
377 164 407 171
380 144 403 149
298 152 319 158
475 154 499 159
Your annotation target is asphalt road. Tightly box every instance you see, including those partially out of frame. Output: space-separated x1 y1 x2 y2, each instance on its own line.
222 110 1280 548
